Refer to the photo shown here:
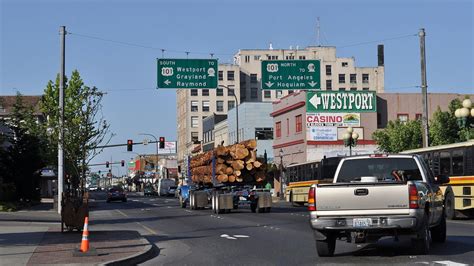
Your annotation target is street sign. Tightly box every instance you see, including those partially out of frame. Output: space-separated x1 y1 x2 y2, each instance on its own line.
306 91 377 113
261 60 320 90
157 59 218 89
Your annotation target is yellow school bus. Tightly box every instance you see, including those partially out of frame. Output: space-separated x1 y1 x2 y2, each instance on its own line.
402 140 474 219
285 156 343 206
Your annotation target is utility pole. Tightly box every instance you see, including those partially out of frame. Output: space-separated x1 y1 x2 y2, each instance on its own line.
58 26 66 214
419 28 429 147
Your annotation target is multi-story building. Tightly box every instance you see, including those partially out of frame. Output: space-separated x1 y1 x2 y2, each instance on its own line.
177 64 240 166
234 45 385 103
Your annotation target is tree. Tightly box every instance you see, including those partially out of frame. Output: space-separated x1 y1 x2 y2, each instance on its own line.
429 106 461 146
1 93 47 201
41 70 112 192
372 119 423 153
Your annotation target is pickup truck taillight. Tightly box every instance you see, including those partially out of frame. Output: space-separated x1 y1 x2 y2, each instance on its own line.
409 184 419 209
308 187 316 211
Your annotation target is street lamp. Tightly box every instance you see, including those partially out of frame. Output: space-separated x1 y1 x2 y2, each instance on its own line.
219 85 239 143
279 148 284 200
343 126 359 156
455 99 474 140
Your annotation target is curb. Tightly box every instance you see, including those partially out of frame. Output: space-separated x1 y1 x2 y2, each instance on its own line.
100 237 159 266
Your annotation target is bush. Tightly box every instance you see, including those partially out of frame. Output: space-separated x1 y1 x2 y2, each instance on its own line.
0 182 17 201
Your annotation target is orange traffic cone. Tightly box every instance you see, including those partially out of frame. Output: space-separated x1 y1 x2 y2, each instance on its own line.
80 216 89 252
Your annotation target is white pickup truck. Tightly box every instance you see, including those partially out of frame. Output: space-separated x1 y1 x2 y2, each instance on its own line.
308 154 449 257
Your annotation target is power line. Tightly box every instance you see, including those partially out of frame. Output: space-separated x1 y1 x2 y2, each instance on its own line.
337 33 417 48
68 32 235 57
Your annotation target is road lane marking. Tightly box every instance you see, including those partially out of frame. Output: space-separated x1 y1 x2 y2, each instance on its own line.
234 235 249 238
135 221 157 235
185 210 193 213
432 261 469 266
447 221 474 226
115 209 128 218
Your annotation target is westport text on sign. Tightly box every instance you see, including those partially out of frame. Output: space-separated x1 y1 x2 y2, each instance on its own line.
307 91 376 113
157 59 218 89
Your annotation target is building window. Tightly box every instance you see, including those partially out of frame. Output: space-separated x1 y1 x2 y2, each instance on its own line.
362 74 369 83
227 85 235 96
202 89 209 96
250 74 258 83
216 101 224 112
416 113 422 120
350 87 357 91
342 62 348 67
299 56 306 60
288 90 294 94
286 55 295 60
295 115 302 133
227 71 235 81
251 88 258 99
191 89 198 96
339 88 346 91
275 122 281 138
191 132 199 143
276 90 283 98
202 101 210 112
268 55 278 60
339 74 345 84
362 87 369 91
202 116 207 120
191 116 199 128
191 101 198 112
377 113 382 127
255 127 273 140
350 74 357 84
216 88 223 96
325 65 332 75
326 80 332 90
244 55 250 63
228 100 235 110
286 118 290 136
397 114 409 124
218 71 223 81
254 55 261 60
264 90 271 99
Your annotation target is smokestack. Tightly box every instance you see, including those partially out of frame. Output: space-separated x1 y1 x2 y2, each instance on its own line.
378 44 384 66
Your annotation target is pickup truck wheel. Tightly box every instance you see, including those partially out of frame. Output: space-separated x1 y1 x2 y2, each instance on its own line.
445 192 456 220
315 233 336 257
412 217 431 255
431 213 446 243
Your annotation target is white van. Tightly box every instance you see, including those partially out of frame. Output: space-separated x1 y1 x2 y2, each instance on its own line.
157 178 176 196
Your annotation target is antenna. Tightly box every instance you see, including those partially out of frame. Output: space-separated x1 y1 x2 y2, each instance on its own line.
317 17 321 46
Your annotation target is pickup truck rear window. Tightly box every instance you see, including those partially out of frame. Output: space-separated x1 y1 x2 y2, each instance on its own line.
337 158 422 183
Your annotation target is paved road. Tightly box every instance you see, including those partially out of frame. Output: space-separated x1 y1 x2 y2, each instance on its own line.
88 191 474 266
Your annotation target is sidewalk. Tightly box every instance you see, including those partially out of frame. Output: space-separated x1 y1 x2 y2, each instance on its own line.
0 203 156 266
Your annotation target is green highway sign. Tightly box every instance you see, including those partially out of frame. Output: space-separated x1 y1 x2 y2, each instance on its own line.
261 60 320 90
157 59 218 89
306 91 377 113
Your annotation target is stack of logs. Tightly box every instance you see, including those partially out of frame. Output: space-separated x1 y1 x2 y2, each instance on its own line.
190 139 266 184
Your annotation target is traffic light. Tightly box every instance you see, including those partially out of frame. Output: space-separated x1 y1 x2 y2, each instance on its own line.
159 137 165 149
98 170 101 175
127 139 133 151
106 161 109 168
121 160 125 167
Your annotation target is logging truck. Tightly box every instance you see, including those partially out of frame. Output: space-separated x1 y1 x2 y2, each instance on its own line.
186 139 272 214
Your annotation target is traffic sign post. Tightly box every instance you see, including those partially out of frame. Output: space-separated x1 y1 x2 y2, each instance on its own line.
261 60 321 90
157 59 218 89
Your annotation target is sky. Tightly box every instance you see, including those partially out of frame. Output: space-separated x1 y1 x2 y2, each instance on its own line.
1 0 473 176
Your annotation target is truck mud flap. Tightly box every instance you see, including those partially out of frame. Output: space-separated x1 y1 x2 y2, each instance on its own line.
257 192 272 208
194 191 209 208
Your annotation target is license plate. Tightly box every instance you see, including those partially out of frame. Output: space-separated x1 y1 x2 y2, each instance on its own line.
353 218 372 228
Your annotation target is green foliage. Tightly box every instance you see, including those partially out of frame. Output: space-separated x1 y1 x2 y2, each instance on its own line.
429 106 461 146
373 119 422 153
41 70 112 190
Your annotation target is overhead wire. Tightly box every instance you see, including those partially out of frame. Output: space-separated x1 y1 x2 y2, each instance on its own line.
337 33 417 48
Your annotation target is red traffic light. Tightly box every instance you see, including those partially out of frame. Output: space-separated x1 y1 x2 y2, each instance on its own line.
121 160 125 167
127 139 133 151
106 161 109 168
159 137 165 149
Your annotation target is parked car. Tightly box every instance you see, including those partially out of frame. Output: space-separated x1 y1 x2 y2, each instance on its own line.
88 186 98 192
168 186 177 197
144 185 157 196
106 186 127 202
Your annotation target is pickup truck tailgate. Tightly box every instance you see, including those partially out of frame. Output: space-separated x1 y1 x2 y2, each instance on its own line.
316 183 409 214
